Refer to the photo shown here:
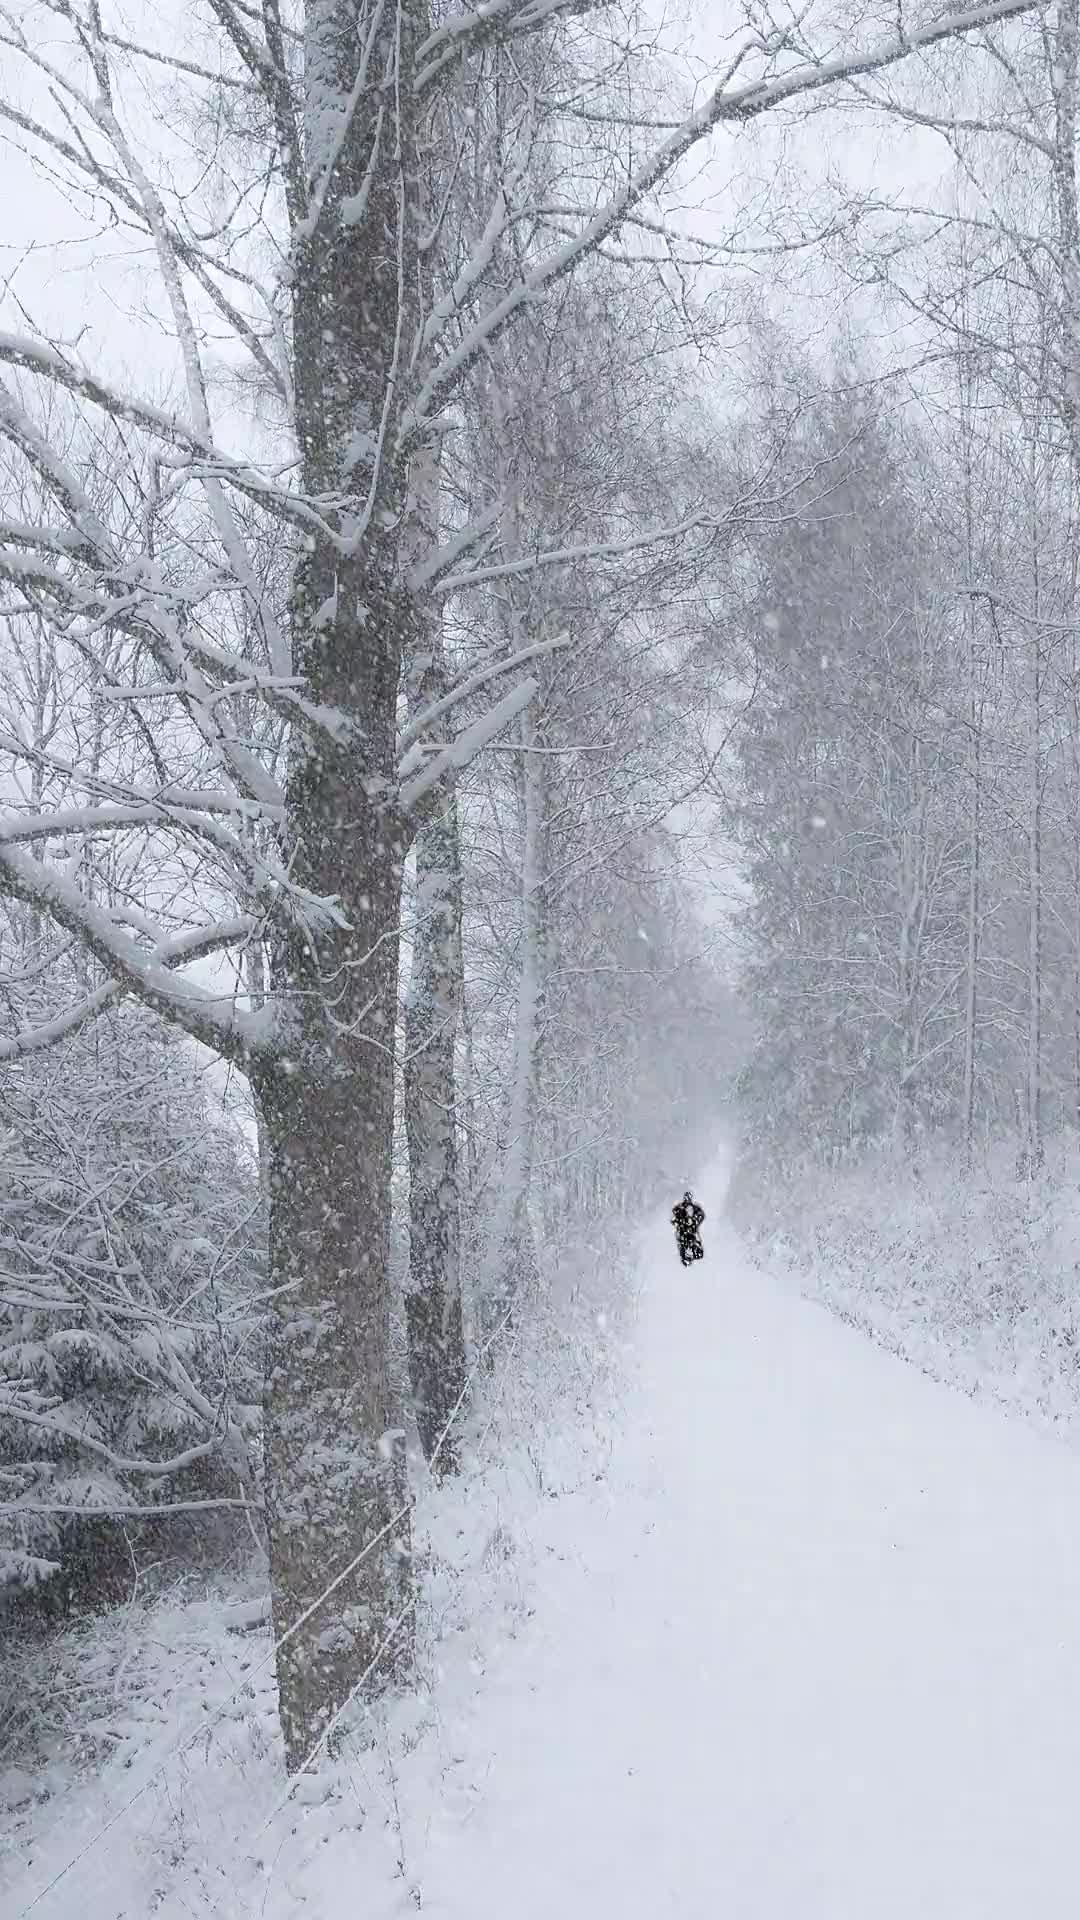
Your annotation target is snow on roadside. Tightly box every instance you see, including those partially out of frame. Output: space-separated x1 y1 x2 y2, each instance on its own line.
731 1134 1080 1450
2 1232 638 1920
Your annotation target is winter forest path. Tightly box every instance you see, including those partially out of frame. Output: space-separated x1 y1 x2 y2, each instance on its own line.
413 1187 1080 1917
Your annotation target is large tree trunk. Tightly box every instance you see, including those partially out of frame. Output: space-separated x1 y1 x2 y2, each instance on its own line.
257 590 414 1771
260 990 411 1772
257 0 422 1775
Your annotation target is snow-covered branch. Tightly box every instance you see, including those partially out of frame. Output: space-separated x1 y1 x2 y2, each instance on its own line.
0 1404 229 1478
397 633 569 765
433 509 757 596
400 675 541 811
405 0 1045 434
0 335 327 537
414 0 604 93
0 842 270 1064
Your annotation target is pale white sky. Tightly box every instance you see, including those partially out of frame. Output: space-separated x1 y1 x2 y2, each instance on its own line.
0 0 961 381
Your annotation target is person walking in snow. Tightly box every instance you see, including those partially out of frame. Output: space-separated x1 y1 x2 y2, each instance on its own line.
672 1190 705 1267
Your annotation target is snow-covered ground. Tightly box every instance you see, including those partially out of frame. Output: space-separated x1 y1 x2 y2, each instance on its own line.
733 1135 1080 1447
10 1166 1080 1917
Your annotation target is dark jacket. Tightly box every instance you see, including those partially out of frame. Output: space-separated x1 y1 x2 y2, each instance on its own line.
672 1198 705 1238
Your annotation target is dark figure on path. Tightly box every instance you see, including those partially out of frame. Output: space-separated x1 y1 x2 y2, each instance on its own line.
672 1191 705 1267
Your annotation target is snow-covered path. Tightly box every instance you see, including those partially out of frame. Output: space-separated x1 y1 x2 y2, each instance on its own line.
411 1202 1080 1918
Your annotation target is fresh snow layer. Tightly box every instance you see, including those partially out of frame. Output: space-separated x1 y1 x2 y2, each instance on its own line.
13 1167 1080 1917
414 1196 1080 1917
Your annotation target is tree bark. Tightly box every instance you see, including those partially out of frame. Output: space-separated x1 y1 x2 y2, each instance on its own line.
1027 472 1044 1174
959 340 981 1160
963 667 981 1158
403 651 467 1475
483 696 549 1333
1053 0 1080 1142
256 0 423 1774
398 400 467 1474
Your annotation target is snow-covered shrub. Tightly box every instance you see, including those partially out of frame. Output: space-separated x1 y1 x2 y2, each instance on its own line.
729 1135 1080 1440
0 999 265 1612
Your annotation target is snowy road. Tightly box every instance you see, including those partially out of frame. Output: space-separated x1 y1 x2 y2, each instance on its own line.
412 1199 1080 1918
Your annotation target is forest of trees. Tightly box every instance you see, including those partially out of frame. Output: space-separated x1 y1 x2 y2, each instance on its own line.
732 4 1080 1184
0 0 1067 1786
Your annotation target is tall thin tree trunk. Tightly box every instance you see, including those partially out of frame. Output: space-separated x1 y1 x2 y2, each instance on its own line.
403 608 467 1471
1028 484 1044 1174
475 374 548 1338
244 933 271 1207
1053 0 1080 1141
398 158 468 1482
1027 827 1041 1170
1055 0 1080 462
483 698 549 1333
894 729 927 1155
954 324 983 1159
1073 709 1080 1135
963 703 981 1156
1071 533 1080 1135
